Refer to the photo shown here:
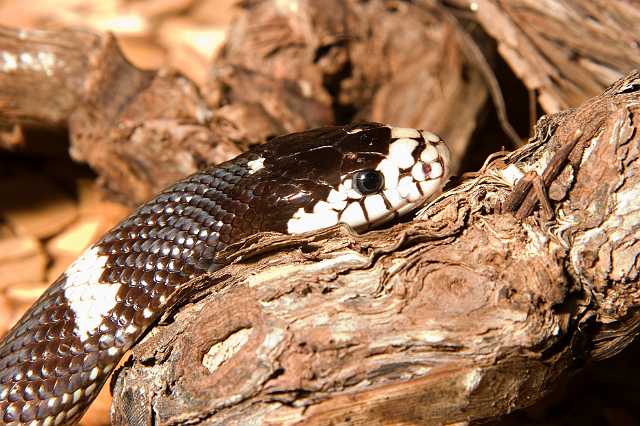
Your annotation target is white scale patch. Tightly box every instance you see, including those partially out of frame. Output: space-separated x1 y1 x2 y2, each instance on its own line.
327 189 347 209
421 130 442 143
420 144 439 163
411 162 427 181
389 138 418 170
390 126 421 139
63 246 120 342
418 179 441 200
364 194 386 217
429 162 443 179
377 159 399 189
340 202 366 225
247 157 265 174
383 189 404 209
287 207 338 234
287 126 451 235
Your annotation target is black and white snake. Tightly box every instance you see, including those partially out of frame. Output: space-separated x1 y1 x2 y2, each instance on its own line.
0 122 450 425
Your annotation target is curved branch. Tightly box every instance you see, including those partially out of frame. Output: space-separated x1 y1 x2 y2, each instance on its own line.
110 71 640 425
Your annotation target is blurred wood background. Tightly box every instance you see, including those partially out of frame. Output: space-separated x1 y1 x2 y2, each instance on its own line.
0 1 638 425
0 1 237 424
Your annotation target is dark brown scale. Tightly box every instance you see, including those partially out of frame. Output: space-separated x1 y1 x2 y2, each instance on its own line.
129 240 142 253
104 268 120 284
113 307 134 329
124 253 137 268
21 402 37 422
159 228 178 243
155 256 169 271
123 287 146 308
197 228 209 242
22 385 37 401
113 268 128 285
67 357 84 375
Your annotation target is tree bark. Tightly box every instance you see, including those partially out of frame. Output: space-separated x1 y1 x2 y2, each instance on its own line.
446 0 640 113
109 71 640 425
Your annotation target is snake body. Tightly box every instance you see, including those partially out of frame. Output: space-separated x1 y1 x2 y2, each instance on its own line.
0 122 450 425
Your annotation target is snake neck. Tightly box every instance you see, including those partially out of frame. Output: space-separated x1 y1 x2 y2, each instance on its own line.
0 156 261 425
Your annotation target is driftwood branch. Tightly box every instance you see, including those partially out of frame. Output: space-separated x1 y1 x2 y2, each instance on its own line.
0 26 241 204
1 1 639 425
109 72 640 425
0 0 491 204
445 0 640 113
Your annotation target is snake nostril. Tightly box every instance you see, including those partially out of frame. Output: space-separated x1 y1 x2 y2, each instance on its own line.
422 162 432 176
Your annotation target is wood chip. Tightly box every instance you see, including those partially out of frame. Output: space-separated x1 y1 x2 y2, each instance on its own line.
0 235 41 262
0 175 78 239
0 224 13 238
0 124 24 150
46 217 103 258
159 18 226 83
6 299 36 333
46 255 76 283
4 282 48 303
0 236 47 289
0 294 13 336
160 18 227 59
77 179 131 221
117 36 168 70
77 179 101 212
191 0 238 26
130 0 194 19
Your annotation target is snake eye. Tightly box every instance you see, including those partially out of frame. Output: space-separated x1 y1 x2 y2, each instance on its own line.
353 170 385 195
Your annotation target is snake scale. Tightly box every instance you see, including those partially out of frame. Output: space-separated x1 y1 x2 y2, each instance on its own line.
0 122 450 425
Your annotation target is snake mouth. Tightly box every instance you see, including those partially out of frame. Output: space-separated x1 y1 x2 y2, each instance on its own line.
286 126 450 234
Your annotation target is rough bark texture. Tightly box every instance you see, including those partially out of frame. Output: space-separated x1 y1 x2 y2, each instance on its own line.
0 0 489 203
207 0 489 166
108 72 640 425
0 26 242 204
446 0 640 114
0 0 639 425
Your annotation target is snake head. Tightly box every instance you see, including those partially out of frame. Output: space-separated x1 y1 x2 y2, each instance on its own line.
243 122 450 234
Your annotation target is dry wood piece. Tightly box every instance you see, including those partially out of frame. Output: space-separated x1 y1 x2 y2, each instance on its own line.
0 26 244 205
350 1 490 161
0 175 78 239
208 0 489 171
447 0 640 113
0 0 237 84
0 236 47 289
109 71 640 425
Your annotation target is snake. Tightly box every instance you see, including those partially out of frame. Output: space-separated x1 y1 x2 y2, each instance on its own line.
0 122 450 425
